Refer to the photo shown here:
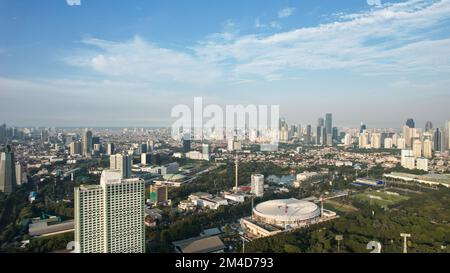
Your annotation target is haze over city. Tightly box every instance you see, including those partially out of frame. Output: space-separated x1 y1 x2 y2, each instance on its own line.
1 0 450 128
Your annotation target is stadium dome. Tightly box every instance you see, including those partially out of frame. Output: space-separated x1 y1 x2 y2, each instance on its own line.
252 198 321 228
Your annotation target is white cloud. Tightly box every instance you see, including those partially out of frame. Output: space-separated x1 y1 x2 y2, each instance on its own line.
65 0 450 84
278 7 296 18
66 0 81 6
254 18 282 29
66 36 222 85
194 0 450 81
367 0 382 6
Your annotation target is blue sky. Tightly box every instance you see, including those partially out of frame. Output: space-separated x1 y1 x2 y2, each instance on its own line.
1 0 450 128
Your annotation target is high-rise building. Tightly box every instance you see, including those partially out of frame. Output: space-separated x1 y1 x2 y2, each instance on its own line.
412 139 422 158
403 125 414 148
297 124 302 138
434 128 442 152
422 139 432 158
325 113 332 135
332 127 338 141
106 143 115 155
305 125 312 144
70 141 82 155
140 143 148 154
358 132 369 148
318 118 324 127
15 161 24 186
326 134 333 146
344 134 352 146
74 170 145 253
110 154 132 179
149 184 168 205
322 127 327 146
401 150 415 169
371 133 382 149
384 138 393 149
202 143 210 156
425 121 433 132
416 158 429 172
444 120 450 151
316 126 322 145
0 124 6 144
397 137 406 149
251 174 264 197
92 136 100 146
406 118 415 128
0 145 16 194
360 123 367 133
82 130 93 156
182 135 191 153
141 153 151 165
279 120 289 142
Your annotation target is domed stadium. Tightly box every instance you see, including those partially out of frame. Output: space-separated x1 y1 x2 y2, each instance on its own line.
252 198 321 228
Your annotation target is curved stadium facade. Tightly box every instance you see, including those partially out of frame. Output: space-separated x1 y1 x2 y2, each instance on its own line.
252 198 321 228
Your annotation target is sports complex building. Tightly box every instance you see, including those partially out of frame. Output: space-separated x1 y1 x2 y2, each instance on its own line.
240 198 337 239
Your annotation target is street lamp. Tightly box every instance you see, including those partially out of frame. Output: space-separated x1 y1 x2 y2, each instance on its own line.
400 233 411 253
335 235 343 253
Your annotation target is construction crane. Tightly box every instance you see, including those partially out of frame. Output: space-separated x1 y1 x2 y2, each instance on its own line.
317 193 348 217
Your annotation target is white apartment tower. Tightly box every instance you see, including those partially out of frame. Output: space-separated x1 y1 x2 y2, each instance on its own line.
412 139 422 158
422 139 433 158
371 133 382 149
384 138 393 149
251 174 264 197
396 137 406 149
110 154 132 179
358 132 369 149
74 170 145 253
416 158 429 172
401 150 415 169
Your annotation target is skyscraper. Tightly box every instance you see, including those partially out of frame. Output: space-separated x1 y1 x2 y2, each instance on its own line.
316 126 322 145
182 134 191 153
251 174 264 197
360 123 367 133
332 127 338 141
412 139 422 158
74 170 145 253
425 121 433 132
401 150 415 169
82 130 93 156
70 141 82 155
445 120 450 151
0 145 16 194
15 161 24 186
423 139 432 158
0 124 6 144
403 125 414 148
305 125 312 144
358 132 369 148
325 113 332 135
110 154 132 179
434 128 442 152
106 143 115 155
406 118 415 128
318 118 324 127
371 133 382 149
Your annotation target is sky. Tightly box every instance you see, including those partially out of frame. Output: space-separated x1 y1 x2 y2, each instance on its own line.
0 0 449 129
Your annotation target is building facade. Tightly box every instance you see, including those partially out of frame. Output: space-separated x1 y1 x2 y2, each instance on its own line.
74 170 145 253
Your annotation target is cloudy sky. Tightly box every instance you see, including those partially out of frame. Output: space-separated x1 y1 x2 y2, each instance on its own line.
1 0 449 128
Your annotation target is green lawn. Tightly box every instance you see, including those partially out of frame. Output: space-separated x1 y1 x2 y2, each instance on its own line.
351 191 409 208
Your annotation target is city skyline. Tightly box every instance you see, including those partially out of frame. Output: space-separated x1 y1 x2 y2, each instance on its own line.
1 0 450 127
